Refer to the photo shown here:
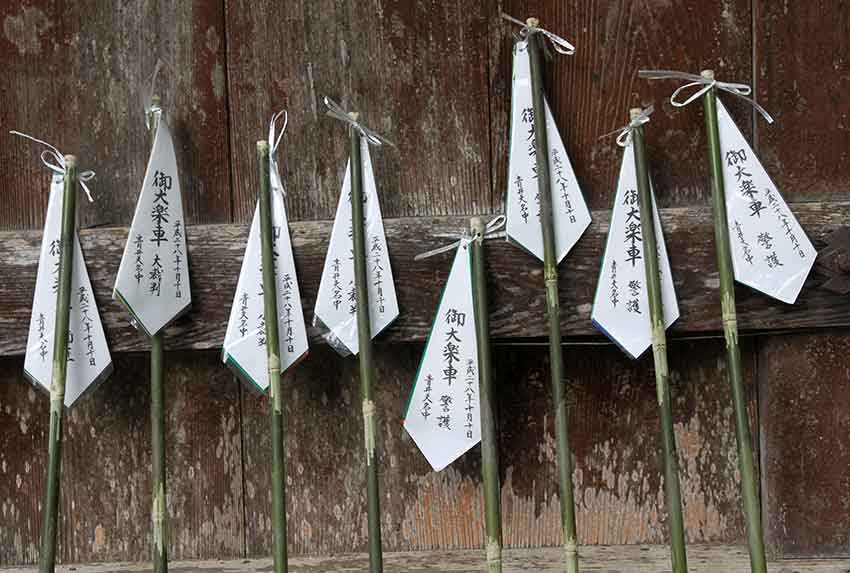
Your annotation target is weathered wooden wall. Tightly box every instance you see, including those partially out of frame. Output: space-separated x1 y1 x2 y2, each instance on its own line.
1 0 848 566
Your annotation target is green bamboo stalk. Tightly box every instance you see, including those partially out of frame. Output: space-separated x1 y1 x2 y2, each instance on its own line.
700 69 767 573
257 139 290 572
631 109 688 573
147 96 168 573
348 116 383 573
470 217 503 573
38 155 77 573
525 19 580 572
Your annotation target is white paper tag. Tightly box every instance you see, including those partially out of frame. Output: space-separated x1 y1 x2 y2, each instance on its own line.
114 117 191 335
24 175 113 407
591 143 679 359
404 240 481 471
222 162 309 392
506 39 592 263
314 139 399 356
716 100 816 303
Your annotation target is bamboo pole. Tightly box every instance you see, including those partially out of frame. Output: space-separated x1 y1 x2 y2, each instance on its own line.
257 139 289 572
470 217 502 573
700 69 767 573
38 155 78 573
146 96 168 573
349 117 383 572
525 18 580 572
630 109 688 573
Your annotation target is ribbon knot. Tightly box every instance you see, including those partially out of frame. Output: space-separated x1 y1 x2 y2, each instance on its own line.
501 13 576 55
600 105 655 147
10 131 95 202
415 215 506 261
323 96 395 148
268 109 288 196
638 70 773 124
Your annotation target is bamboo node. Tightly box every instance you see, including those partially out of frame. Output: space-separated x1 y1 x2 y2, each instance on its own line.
486 538 502 561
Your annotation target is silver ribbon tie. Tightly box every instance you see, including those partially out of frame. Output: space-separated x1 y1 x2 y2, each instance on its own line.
415 215 507 261
323 96 395 148
638 70 773 124
600 105 655 147
501 13 576 55
10 131 95 202
268 109 288 196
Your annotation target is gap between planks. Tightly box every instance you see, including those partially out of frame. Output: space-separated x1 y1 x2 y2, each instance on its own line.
4 546 850 572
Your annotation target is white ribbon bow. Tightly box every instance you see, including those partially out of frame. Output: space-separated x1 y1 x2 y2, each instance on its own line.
268 109 288 196
10 131 95 202
323 96 395 147
415 215 507 261
638 70 773 124
501 13 576 55
600 105 655 147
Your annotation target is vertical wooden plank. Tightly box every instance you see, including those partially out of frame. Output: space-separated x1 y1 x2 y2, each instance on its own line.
0 352 244 565
223 0 492 224
754 1 850 201
489 0 753 211
759 332 850 558
0 0 232 230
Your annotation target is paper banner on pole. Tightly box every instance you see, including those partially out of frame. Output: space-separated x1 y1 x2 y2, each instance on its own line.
223 160 309 392
506 39 592 263
591 143 679 359
404 240 481 471
717 99 816 303
314 139 399 356
114 117 191 336
24 175 113 407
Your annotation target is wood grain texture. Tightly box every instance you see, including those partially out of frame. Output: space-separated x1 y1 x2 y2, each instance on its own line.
488 0 754 211
759 332 850 558
223 0 493 224
0 201 846 356
0 352 244 564
7 545 850 573
0 0 231 229
754 0 850 202
234 339 755 557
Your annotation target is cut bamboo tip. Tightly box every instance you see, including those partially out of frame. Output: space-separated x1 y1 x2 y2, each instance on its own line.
151 94 161 107
257 140 269 154
348 111 360 121
701 69 715 80
64 154 77 167
470 216 485 235
526 17 539 28
629 107 643 120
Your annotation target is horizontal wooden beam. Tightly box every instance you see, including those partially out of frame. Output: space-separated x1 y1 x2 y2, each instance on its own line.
1 201 848 356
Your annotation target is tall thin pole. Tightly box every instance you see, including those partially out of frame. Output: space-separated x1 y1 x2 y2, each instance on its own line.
470 217 503 573
147 96 168 573
38 155 77 573
349 118 383 572
631 110 688 573
257 139 289 572
701 69 767 573
526 18 580 572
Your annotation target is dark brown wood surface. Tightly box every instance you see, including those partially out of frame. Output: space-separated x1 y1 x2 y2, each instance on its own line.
1 201 848 357
1 0 848 566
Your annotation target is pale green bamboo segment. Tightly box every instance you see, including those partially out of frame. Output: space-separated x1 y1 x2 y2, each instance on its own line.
38 156 77 573
525 18 580 573
257 139 289 573
630 111 688 573
147 96 168 573
349 117 384 573
471 217 502 573
700 70 767 573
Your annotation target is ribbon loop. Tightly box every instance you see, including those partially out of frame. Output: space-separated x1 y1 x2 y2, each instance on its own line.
10 131 95 202
142 59 165 129
267 110 289 197
501 13 576 55
415 215 506 261
638 69 773 124
323 96 396 148
600 105 655 147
